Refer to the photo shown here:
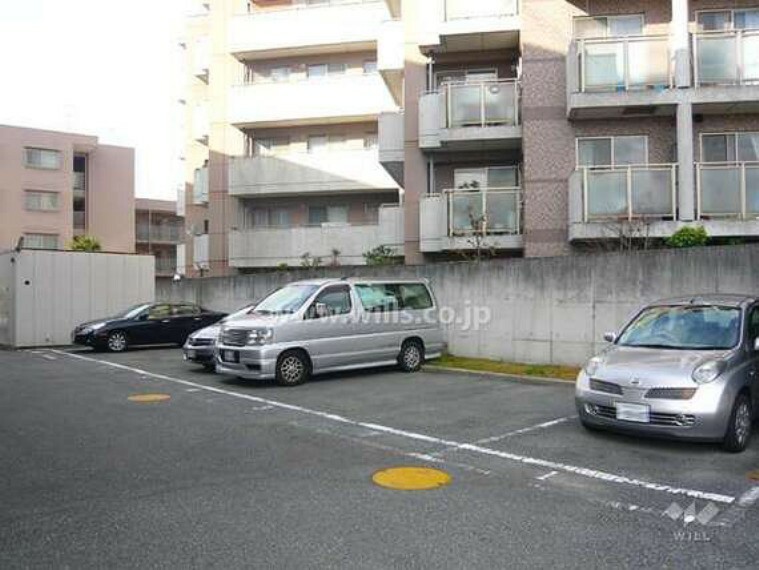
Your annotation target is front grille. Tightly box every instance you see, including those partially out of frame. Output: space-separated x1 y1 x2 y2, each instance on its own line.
645 388 697 400
588 404 695 427
589 379 623 395
221 328 249 347
189 337 213 347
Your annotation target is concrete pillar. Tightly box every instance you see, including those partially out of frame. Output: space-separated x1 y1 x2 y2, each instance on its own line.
671 0 691 88
677 101 695 221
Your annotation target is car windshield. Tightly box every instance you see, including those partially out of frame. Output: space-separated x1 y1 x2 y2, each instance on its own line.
227 303 257 319
113 303 151 319
617 305 741 350
251 284 320 315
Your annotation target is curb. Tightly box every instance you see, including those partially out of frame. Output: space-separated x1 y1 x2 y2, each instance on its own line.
423 364 576 386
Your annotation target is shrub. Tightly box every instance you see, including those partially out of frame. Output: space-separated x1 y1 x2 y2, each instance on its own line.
666 226 709 248
363 245 399 266
68 235 102 252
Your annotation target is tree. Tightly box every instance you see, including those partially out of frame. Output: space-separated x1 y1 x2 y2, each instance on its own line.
68 235 102 252
363 245 400 266
666 226 709 248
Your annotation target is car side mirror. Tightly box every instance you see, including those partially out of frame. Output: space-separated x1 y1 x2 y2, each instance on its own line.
603 331 616 343
754 337 759 352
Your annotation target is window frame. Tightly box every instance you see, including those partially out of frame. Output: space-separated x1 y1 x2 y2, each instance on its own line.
699 132 759 163
696 8 759 32
24 147 62 170
23 233 59 250
572 14 645 39
575 135 649 168
305 284 353 320
24 190 60 212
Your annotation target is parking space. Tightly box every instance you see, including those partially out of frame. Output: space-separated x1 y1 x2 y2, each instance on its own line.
2 346 758 568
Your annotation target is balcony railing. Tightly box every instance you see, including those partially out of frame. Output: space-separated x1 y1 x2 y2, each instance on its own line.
136 225 183 243
694 30 759 86
73 172 85 194
194 167 209 205
444 0 518 20
578 164 677 221
576 35 672 92
443 79 520 128
155 258 177 274
697 162 759 219
444 187 522 236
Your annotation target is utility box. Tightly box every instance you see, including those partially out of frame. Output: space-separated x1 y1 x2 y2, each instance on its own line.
0 250 154 348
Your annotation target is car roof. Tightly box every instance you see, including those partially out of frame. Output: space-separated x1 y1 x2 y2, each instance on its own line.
650 294 757 308
288 277 430 287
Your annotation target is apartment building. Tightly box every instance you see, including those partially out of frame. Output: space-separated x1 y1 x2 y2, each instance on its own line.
0 125 135 253
135 198 185 276
181 0 759 274
180 0 401 275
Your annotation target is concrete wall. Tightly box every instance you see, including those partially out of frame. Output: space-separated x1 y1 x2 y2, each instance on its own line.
0 250 154 347
156 243 759 366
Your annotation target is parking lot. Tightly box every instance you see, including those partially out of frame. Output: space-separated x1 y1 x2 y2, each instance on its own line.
2 346 758 568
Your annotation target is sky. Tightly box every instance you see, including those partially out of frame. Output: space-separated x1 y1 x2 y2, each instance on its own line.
0 0 187 200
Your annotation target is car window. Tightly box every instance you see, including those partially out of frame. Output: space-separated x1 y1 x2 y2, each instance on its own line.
307 285 352 319
355 284 402 312
148 304 172 320
749 306 759 345
399 284 433 310
173 304 200 316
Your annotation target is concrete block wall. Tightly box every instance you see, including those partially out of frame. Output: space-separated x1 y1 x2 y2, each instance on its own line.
157 244 759 367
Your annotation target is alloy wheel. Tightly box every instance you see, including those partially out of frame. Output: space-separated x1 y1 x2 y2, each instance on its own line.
108 332 127 352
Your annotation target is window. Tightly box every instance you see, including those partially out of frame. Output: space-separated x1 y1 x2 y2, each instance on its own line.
701 133 759 163
24 148 62 170
24 233 58 250
173 304 201 316
307 134 328 153
25 191 59 212
308 205 348 225
435 68 497 88
354 283 432 312
698 9 759 31
454 166 518 189
250 207 292 228
306 285 352 319
749 306 759 346
363 60 377 74
269 66 290 82
573 14 644 39
364 203 380 223
327 62 346 76
256 137 290 156
364 132 378 150
577 136 647 167
307 64 328 79
328 134 346 150
148 304 172 320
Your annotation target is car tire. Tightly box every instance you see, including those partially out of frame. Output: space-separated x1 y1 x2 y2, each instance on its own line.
106 331 129 353
398 339 424 373
275 350 310 387
722 393 753 453
202 362 216 372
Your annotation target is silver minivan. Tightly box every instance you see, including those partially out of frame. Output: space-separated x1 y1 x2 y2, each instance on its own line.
214 278 444 386
576 295 758 452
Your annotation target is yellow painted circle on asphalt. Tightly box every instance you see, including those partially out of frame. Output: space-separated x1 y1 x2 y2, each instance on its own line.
128 393 171 403
748 470 759 482
372 466 452 491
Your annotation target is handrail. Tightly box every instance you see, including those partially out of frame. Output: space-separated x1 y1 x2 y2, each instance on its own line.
578 163 677 222
441 79 521 128
443 187 523 236
693 28 759 86
696 161 759 219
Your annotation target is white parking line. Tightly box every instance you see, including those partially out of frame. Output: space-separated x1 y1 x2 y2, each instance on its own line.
50 349 738 505
471 416 577 446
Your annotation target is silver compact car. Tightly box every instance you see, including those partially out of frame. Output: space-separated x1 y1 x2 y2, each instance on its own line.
184 303 257 370
215 278 444 386
576 295 758 452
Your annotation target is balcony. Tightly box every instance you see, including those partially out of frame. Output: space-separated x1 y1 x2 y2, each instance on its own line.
569 164 680 240
228 1 388 60
193 234 210 270
692 30 759 111
228 150 399 198
136 224 183 244
228 74 397 128
192 104 209 144
419 80 520 151
193 166 208 205
378 19 403 105
567 35 677 119
419 0 520 54
192 37 210 82
155 257 178 276
420 188 523 252
228 207 403 268
378 111 404 186
696 163 759 235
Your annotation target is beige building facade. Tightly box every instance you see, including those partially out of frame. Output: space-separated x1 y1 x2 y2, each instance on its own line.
181 0 759 275
135 198 185 276
0 124 135 253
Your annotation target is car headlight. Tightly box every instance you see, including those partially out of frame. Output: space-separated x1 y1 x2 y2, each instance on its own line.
692 360 726 384
247 328 273 346
89 322 106 332
584 356 603 377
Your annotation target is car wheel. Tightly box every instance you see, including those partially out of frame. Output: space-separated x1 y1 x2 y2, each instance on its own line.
202 362 216 372
722 393 753 453
398 339 424 373
275 350 310 387
106 331 129 353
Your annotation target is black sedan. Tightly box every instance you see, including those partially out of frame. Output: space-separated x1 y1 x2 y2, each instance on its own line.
72 303 226 352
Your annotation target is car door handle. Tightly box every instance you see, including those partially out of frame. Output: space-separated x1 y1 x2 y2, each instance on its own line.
161 319 171 323
193 317 202 321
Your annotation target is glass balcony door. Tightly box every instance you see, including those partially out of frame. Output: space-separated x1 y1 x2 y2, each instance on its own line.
446 80 519 128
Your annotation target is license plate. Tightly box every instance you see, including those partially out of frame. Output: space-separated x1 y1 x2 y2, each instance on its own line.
616 402 650 423
221 350 239 363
